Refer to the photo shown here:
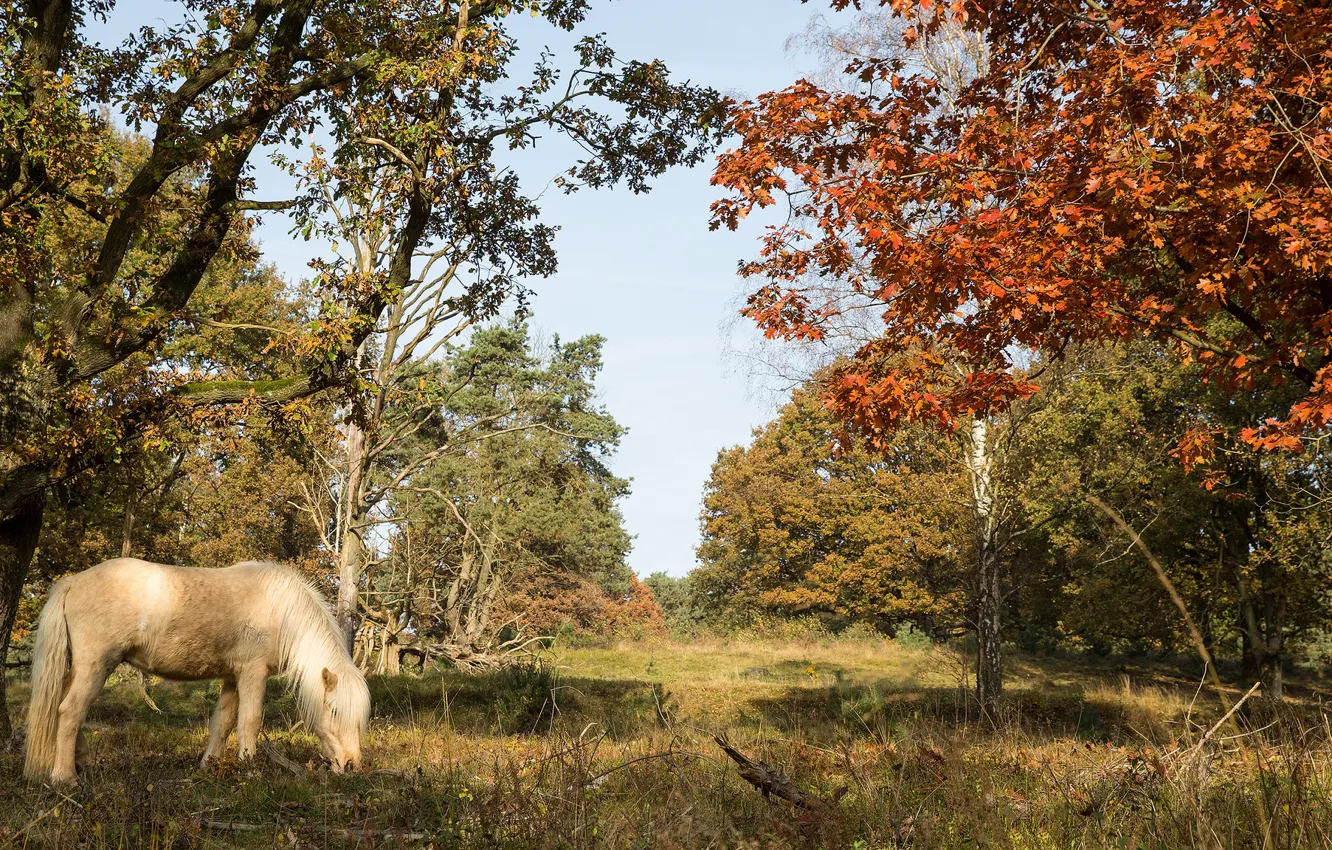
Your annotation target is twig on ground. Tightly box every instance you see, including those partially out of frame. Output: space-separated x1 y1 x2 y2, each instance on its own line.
259 740 307 776
714 735 847 811
199 820 264 832
11 806 58 842
200 820 429 841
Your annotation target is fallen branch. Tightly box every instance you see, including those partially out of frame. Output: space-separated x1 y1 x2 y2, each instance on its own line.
413 637 553 672
260 741 307 776
199 820 264 832
10 805 58 843
430 642 507 672
714 735 846 811
200 819 428 841
326 826 428 841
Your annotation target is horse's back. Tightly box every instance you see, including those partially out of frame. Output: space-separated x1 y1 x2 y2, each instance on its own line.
64 558 278 680
71 558 260 617
63 557 176 632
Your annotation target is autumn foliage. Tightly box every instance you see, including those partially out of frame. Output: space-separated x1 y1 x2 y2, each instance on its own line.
694 386 967 632
495 570 668 642
712 0 1332 452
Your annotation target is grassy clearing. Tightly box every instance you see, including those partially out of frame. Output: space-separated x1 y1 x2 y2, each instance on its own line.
3 637 1330 848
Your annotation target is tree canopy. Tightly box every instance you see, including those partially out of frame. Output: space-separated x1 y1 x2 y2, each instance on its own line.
695 384 968 633
712 0 1332 454
0 0 723 732
693 343 1332 699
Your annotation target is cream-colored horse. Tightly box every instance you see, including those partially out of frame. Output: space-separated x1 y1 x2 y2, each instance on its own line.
24 558 370 784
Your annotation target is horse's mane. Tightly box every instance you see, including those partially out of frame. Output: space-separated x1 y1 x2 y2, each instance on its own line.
239 562 371 735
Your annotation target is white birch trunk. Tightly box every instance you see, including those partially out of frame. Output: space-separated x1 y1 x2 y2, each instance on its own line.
963 417 1003 713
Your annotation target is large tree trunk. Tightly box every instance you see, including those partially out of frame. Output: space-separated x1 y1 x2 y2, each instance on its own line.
336 420 369 654
381 623 401 676
437 542 506 654
1239 611 1259 683
1258 571 1286 704
0 495 44 740
963 417 1003 714
120 474 137 558
1238 577 1285 704
1221 469 1287 705
444 549 473 639
1261 650 1283 703
464 548 497 644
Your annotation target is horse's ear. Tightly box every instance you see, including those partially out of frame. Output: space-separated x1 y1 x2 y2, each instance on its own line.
322 668 338 692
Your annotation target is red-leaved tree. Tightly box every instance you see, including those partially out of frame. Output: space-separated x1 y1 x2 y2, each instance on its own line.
712 0 1331 455
713 0 1331 710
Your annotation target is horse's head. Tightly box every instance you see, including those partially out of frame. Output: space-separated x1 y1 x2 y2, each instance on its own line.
316 666 366 772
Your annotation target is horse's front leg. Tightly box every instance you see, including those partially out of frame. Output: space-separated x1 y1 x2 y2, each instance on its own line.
233 665 269 761
201 680 238 765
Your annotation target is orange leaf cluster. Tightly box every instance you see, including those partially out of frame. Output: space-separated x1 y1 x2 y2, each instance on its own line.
713 0 1332 450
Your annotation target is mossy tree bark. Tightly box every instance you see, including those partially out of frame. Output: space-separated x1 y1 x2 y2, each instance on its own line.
0 495 44 739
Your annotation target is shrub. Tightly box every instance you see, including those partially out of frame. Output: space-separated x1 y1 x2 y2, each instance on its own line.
606 577 669 641
890 624 933 653
731 614 836 644
490 657 561 733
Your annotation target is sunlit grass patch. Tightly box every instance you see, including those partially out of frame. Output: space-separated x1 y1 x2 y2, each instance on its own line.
3 638 1330 848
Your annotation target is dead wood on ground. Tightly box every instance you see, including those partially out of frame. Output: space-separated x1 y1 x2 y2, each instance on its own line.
714 734 847 811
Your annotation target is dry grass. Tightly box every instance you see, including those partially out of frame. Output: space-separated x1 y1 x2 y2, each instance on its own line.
3 637 1330 848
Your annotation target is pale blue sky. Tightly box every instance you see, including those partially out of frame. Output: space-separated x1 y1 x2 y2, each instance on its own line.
483 2 824 578
97 1 832 578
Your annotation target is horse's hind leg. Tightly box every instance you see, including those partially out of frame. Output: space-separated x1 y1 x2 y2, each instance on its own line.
234 664 268 761
52 661 111 783
201 680 238 766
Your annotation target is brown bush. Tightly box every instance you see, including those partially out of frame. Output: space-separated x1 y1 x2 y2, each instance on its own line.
606 576 669 640
496 569 668 642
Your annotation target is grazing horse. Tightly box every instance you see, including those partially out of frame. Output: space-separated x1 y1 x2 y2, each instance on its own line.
23 558 370 784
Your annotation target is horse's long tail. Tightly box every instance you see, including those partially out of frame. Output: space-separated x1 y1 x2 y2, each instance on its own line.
24 579 72 780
